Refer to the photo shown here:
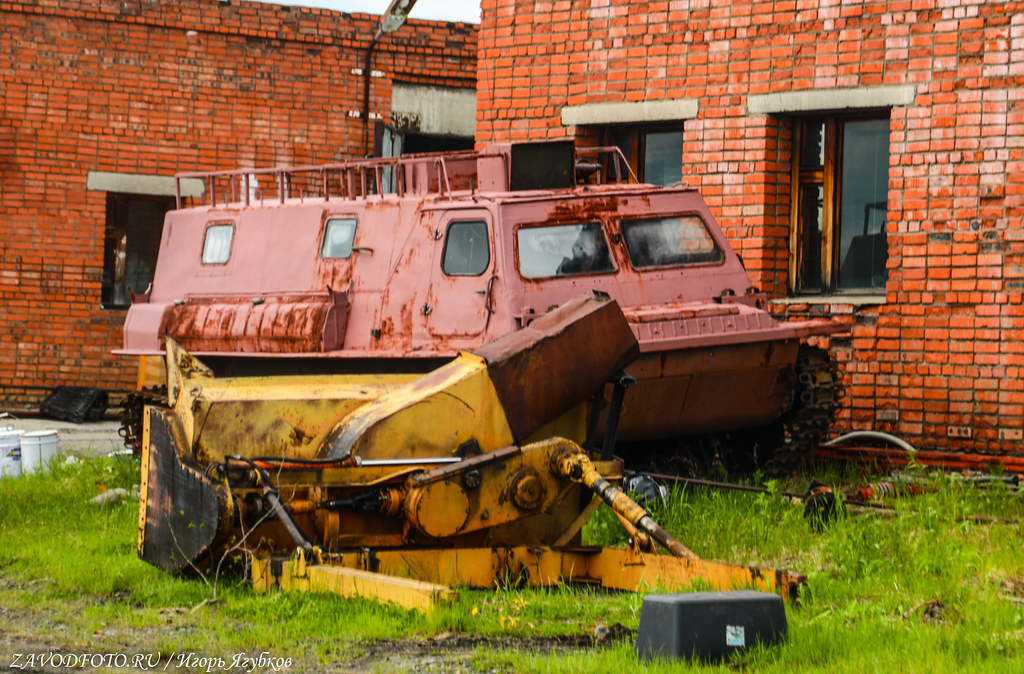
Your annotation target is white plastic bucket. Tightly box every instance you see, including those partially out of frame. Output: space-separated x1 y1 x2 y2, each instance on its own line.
0 429 23 478
20 430 59 474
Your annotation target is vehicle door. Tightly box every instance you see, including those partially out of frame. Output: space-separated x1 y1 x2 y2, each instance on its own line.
423 209 495 338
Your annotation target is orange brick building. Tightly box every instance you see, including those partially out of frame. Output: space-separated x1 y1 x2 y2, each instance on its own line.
475 0 1024 454
0 0 476 410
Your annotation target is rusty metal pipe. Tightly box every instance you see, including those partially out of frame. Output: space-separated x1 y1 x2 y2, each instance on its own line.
644 471 805 500
231 456 359 472
552 449 697 559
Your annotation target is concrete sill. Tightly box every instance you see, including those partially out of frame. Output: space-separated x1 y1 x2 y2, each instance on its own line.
770 295 886 307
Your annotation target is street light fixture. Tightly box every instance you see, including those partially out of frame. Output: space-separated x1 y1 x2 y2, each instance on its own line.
362 0 420 155
376 0 418 40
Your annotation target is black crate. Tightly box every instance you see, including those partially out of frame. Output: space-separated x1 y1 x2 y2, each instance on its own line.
635 590 787 663
39 386 109 423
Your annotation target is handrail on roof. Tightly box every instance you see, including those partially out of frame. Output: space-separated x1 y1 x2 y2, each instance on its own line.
172 144 644 209
173 152 472 209
434 157 452 199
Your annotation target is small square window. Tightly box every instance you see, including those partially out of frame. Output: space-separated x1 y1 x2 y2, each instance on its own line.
602 126 683 186
202 224 234 265
643 131 683 187
321 218 357 259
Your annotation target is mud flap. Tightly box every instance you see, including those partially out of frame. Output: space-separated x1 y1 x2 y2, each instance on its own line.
138 407 225 575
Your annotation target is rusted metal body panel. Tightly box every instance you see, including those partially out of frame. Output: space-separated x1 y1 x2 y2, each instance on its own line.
472 292 640 440
615 340 800 439
138 407 231 575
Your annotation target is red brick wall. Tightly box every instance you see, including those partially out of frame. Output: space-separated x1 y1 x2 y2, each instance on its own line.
476 0 1024 454
0 0 475 411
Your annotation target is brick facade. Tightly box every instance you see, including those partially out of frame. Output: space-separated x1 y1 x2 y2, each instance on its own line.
476 0 1024 453
0 0 476 411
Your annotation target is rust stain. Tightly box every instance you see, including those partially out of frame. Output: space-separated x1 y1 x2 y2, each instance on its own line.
290 426 309 446
545 195 620 224
314 260 355 293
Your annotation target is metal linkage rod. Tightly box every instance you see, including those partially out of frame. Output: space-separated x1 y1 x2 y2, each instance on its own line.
552 448 697 559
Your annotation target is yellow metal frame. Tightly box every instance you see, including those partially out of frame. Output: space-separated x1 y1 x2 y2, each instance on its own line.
252 545 805 612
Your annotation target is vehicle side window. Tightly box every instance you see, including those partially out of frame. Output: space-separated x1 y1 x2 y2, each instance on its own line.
621 215 723 268
441 220 490 276
517 222 615 278
320 217 357 259
201 223 234 265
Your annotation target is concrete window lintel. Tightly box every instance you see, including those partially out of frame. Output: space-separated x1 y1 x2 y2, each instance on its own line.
561 98 700 126
86 171 204 198
746 85 917 115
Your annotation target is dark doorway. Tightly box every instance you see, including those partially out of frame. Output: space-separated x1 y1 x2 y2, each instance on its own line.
402 132 474 154
101 193 173 309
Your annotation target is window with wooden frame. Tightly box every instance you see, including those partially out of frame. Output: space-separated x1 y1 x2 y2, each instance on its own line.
790 115 890 295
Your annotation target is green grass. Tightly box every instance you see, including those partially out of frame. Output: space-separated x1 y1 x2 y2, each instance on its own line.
1 454 1022 671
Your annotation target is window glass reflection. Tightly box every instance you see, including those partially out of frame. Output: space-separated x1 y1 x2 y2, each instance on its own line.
201 224 234 265
517 223 615 278
320 218 357 259
838 119 889 290
442 220 490 276
621 215 722 268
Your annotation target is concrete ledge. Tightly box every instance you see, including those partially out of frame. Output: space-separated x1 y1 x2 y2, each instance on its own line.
87 171 204 198
746 85 917 115
562 98 699 126
771 295 886 307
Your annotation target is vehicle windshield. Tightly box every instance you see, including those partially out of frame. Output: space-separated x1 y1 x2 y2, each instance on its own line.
620 215 723 268
517 222 615 278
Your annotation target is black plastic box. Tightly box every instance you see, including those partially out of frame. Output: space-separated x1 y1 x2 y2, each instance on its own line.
635 590 787 662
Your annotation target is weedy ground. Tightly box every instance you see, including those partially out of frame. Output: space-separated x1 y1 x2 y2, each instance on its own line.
0 452 1021 672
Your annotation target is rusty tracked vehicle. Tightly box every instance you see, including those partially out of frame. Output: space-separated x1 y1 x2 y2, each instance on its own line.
120 140 846 471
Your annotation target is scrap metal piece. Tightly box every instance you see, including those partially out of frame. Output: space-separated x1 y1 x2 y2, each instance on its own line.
257 548 458 613
474 291 640 442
